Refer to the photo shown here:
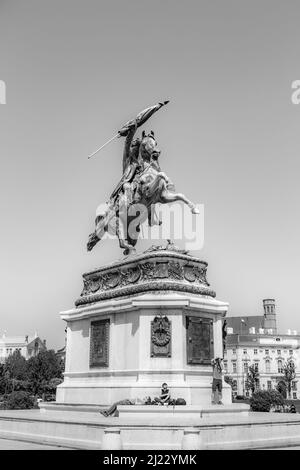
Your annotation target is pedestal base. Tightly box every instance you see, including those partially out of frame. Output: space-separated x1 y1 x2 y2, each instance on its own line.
56 377 232 406
57 251 230 407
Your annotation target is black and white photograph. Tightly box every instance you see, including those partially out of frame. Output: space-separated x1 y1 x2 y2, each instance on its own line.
0 0 300 456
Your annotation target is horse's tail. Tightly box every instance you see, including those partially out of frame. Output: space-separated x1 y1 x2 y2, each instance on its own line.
87 231 100 251
87 204 113 251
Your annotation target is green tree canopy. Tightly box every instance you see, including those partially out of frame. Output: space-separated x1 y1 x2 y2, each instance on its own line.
4 350 27 381
283 358 296 399
26 350 63 394
224 375 234 388
246 365 260 394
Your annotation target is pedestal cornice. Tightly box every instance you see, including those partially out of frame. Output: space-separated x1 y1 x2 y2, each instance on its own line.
75 250 216 307
61 293 228 322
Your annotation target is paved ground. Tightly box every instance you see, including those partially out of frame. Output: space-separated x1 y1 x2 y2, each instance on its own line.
266 446 300 450
0 438 298 450
0 438 68 450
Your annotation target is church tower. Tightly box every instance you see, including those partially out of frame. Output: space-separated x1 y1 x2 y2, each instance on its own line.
263 299 277 333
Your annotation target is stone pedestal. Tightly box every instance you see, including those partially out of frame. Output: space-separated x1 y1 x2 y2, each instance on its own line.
56 249 231 406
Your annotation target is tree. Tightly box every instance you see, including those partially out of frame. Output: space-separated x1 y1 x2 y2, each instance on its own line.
246 365 260 394
282 358 296 399
27 350 63 395
5 391 35 410
0 363 6 395
250 390 284 412
3 350 28 393
224 375 237 398
224 375 234 388
4 350 27 381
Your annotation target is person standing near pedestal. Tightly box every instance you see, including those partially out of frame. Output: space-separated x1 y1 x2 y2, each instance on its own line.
211 358 224 405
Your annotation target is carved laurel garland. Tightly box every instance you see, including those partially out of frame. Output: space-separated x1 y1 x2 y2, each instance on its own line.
76 281 216 306
167 261 184 280
79 255 212 303
151 316 171 347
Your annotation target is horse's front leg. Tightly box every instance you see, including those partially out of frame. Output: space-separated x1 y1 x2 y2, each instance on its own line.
160 189 200 214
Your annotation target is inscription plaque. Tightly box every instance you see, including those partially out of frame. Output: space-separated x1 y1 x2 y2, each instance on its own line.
186 316 214 364
90 319 110 367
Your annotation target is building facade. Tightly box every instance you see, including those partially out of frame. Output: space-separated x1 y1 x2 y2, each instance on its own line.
0 333 47 363
224 299 300 399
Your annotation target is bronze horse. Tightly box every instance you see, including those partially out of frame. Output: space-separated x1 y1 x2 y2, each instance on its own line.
87 128 199 255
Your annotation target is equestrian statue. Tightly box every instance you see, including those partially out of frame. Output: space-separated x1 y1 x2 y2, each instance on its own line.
87 101 199 255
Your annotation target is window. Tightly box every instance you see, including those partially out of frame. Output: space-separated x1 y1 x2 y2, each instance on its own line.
292 381 297 391
277 350 281 355
289 350 293 356
244 362 248 373
232 380 237 391
293 392 297 399
254 362 259 372
265 359 271 373
265 349 269 355
267 381 272 391
224 361 228 373
254 349 258 355
232 349 236 355
243 349 247 355
278 360 283 373
232 362 237 373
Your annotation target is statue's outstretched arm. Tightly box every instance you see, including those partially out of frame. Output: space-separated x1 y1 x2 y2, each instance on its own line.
119 101 169 137
119 101 169 172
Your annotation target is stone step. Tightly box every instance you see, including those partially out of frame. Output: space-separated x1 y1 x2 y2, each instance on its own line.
0 408 300 449
117 404 250 419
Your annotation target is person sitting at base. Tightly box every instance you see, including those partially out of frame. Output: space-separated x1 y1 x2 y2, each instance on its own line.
211 357 224 405
154 383 172 405
99 398 146 417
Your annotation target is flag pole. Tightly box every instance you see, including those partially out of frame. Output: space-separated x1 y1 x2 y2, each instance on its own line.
87 133 120 159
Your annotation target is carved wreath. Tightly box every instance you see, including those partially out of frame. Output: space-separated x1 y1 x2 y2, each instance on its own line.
151 316 171 347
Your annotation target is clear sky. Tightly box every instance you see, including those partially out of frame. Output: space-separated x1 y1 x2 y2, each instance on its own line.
0 0 299 350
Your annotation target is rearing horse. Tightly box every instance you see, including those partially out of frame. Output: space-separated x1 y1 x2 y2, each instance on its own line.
87 131 199 255
137 132 199 212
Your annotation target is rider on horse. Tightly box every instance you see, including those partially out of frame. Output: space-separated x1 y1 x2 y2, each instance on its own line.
87 102 199 254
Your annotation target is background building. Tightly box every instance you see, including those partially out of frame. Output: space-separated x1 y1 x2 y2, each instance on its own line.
0 332 47 363
55 327 67 368
224 299 300 398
